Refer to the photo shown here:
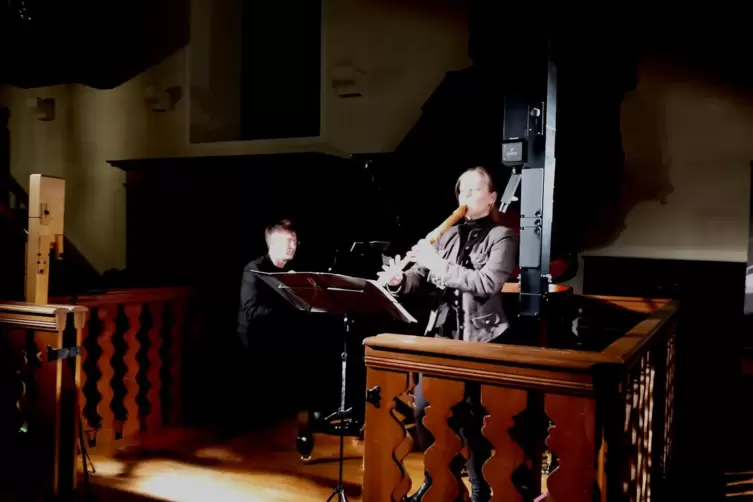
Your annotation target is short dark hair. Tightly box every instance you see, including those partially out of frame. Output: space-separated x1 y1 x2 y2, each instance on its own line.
265 219 295 239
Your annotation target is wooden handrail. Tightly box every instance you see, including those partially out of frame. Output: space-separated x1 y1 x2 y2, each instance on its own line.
55 286 194 306
0 302 87 331
602 300 676 368
365 300 676 370
366 335 607 396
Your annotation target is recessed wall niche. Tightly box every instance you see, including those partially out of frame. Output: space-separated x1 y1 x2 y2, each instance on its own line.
189 0 322 143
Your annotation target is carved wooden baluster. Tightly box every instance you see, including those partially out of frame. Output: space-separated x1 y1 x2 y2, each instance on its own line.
634 359 645 501
642 357 656 502
625 371 640 498
145 301 164 431
648 340 667 496
421 376 467 502
121 303 142 438
480 385 528 502
544 394 596 501
624 373 635 498
168 298 185 426
69 310 86 491
77 319 95 433
96 304 117 446
362 368 413 502
393 376 417 502
662 333 675 477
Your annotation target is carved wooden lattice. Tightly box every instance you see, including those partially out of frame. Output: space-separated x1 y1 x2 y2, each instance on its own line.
76 296 193 449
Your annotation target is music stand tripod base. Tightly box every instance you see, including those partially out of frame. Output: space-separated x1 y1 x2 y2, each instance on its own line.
325 313 354 501
249 271 416 501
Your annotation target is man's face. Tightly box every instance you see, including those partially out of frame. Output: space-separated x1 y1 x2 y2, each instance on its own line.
268 230 298 261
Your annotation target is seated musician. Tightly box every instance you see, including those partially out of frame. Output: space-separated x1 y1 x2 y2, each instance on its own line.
237 219 301 421
377 166 518 502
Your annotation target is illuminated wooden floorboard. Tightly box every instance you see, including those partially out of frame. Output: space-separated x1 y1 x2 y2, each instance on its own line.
726 470 753 499
76 419 447 502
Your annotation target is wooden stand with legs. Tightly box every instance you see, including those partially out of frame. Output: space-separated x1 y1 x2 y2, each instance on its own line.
0 174 86 500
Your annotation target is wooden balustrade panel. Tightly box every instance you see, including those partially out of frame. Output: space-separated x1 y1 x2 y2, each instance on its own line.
480 385 528 502
661 329 676 480
57 288 200 450
421 376 468 502
639 355 656 501
0 304 87 500
78 319 94 434
122 303 142 439
0 328 38 498
544 394 597 502
362 368 414 502
0 326 73 500
95 304 118 447
360 298 679 502
145 301 164 431
618 349 659 502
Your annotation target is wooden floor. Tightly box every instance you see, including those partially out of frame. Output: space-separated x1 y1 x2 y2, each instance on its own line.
76 419 445 502
725 470 753 499
70 415 751 500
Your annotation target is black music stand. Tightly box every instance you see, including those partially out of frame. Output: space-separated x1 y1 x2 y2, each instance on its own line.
251 271 416 502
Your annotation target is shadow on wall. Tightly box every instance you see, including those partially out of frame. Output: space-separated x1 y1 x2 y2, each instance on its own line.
579 58 674 251
581 59 675 251
580 55 753 261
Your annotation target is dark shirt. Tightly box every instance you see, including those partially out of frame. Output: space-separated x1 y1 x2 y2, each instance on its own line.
237 254 293 350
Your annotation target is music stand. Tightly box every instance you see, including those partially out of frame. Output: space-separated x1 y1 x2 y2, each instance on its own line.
251 271 416 502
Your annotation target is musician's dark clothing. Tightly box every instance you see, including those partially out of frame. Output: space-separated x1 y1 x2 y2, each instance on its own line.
392 215 517 502
236 254 307 424
237 254 293 351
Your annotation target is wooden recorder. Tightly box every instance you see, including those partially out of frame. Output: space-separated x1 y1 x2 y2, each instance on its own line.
377 204 467 286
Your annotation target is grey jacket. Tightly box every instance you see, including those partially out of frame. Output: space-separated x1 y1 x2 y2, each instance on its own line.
392 222 518 343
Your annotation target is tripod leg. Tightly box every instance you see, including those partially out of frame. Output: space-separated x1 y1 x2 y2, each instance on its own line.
326 486 348 502
296 411 314 461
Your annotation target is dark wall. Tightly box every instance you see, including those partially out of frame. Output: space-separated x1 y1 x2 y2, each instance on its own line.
114 153 404 325
113 152 423 429
239 1 321 140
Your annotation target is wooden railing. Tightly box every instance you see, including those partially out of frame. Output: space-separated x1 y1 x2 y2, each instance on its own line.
0 301 88 501
361 295 677 501
50 287 203 452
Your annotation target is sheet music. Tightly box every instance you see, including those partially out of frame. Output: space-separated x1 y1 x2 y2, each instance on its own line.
251 270 417 323
364 278 417 323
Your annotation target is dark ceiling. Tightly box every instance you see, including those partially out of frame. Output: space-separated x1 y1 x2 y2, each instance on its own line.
0 0 188 89
0 0 748 90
